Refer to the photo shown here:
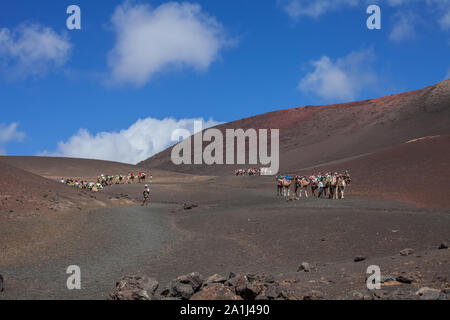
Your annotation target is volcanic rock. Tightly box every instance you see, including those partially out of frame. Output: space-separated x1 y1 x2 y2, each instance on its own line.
399 248 415 256
191 283 242 300
109 275 159 300
438 242 448 250
297 262 312 272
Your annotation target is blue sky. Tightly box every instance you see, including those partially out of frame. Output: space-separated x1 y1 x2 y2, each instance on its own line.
0 0 449 163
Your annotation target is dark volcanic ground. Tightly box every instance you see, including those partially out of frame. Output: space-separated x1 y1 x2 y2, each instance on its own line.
1 176 449 299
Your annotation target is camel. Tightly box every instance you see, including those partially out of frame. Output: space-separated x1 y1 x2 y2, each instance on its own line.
295 177 310 198
337 171 351 199
337 177 346 199
328 174 339 200
310 180 319 197
282 178 292 197
276 177 284 196
276 176 292 197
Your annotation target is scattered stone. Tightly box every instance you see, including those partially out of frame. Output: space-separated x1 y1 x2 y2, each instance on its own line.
191 283 242 300
264 284 281 300
204 274 227 286
227 272 236 280
380 274 397 283
169 282 195 300
303 290 324 300
176 272 204 291
225 274 243 287
354 256 366 262
109 275 159 300
163 272 204 299
438 242 448 250
375 288 417 300
297 262 312 272
416 287 441 300
396 275 413 284
346 289 375 300
236 282 264 300
400 248 415 256
183 202 198 210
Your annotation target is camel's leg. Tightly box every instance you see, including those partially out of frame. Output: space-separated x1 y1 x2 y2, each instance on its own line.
305 189 308 198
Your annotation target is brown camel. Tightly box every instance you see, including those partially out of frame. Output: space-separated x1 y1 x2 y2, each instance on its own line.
282 178 292 197
328 174 339 199
276 176 291 197
337 177 346 199
295 177 311 198
337 171 351 199
276 177 284 196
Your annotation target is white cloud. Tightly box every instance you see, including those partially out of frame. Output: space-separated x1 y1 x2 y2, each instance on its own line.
298 49 377 102
388 0 450 33
279 0 359 19
0 24 71 79
0 122 26 155
40 117 221 164
440 10 450 30
389 12 419 42
107 2 229 86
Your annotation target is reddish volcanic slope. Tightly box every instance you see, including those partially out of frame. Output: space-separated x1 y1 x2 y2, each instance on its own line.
298 135 450 209
140 80 450 175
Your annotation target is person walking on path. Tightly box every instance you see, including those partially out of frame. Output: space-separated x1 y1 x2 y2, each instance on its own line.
142 184 150 206
318 180 324 198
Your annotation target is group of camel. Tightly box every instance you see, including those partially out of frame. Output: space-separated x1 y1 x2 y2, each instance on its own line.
234 168 262 176
61 172 150 192
276 171 351 200
96 172 148 186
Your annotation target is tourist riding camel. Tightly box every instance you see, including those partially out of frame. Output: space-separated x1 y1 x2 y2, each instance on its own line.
138 172 146 183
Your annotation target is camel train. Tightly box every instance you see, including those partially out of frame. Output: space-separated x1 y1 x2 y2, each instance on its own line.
276 171 351 200
61 171 150 192
234 168 273 176
235 168 260 176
